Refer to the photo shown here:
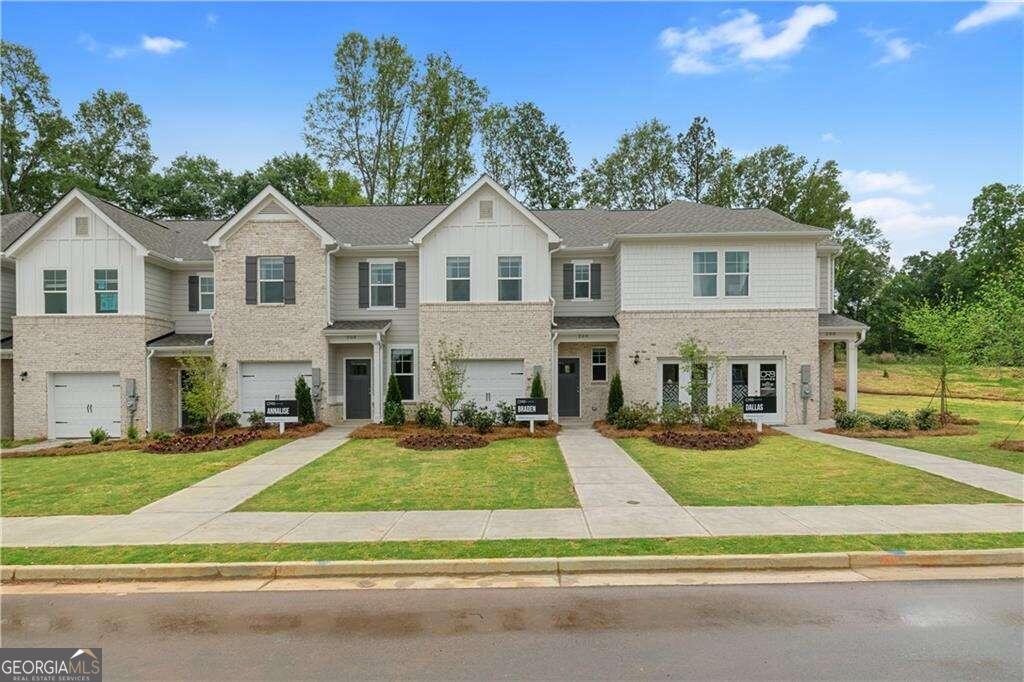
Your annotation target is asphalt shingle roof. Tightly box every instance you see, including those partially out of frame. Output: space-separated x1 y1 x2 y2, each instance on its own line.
324 319 393 331
620 201 829 236
819 313 868 329
146 333 213 347
552 316 619 330
1 212 39 251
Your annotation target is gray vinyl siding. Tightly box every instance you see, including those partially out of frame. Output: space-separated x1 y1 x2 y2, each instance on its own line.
1 263 15 336
144 262 172 320
170 269 212 334
551 255 617 316
332 252 418 344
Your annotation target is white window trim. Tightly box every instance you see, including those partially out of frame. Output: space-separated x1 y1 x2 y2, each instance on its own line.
257 256 285 305
388 345 418 402
197 273 215 312
591 346 608 383
445 255 471 302
42 268 68 315
572 260 592 301
93 267 119 314
724 250 750 298
369 258 397 310
497 255 523 302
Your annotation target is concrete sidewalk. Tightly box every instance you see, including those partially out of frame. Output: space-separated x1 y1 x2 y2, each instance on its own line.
778 426 1024 500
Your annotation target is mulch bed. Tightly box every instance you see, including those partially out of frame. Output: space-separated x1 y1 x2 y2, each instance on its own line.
821 424 977 439
144 430 260 453
396 433 488 450
593 420 780 439
351 422 561 443
993 440 1024 453
649 429 760 450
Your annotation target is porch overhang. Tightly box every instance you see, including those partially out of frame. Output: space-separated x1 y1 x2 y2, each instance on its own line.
323 320 391 344
818 313 868 342
145 333 214 357
552 316 619 344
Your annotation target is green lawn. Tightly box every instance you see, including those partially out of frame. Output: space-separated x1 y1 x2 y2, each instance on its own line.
3 532 1020 565
0 440 288 516
840 355 1024 401
856 393 1024 473
618 434 1011 506
237 438 579 512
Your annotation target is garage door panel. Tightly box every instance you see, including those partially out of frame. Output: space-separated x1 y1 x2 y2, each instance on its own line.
459 360 525 410
239 362 313 415
50 373 122 439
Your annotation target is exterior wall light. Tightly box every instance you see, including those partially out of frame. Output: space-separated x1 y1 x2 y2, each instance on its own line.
19 371 28 381
632 352 641 365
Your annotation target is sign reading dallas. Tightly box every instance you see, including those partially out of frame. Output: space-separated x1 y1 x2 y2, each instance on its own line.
264 400 298 423
742 396 768 414
515 398 548 421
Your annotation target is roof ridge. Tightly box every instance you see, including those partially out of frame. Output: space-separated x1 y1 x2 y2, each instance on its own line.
85 191 173 232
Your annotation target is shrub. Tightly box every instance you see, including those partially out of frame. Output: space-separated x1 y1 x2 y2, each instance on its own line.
887 410 912 431
659 403 693 430
611 402 657 430
415 402 444 429
606 372 624 421
835 410 869 430
882 369 890 378
702 405 744 432
456 400 480 427
914 407 940 431
151 430 172 442
530 372 544 398
495 401 516 427
834 395 847 414
383 375 406 427
472 409 496 434
248 411 267 430
295 376 315 424
126 425 139 442
217 412 240 430
89 427 109 444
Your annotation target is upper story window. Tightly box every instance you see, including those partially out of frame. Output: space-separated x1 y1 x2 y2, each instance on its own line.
390 348 415 400
497 256 522 302
446 256 470 302
94 269 118 313
693 251 717 297
479 200 493 220
724 251 749 296
370 262 395 308
43 269 67 314
258 256 284 304
574 263 591 300
199 275 215 310
74 216 89 237
592 347 607 381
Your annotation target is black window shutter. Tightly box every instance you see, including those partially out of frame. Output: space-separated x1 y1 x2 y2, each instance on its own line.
245 257 257 305
591 263 602 300
283 255 296 304
358 262 369 308
562 263 573 300
395 261 407 308
188 275 200 311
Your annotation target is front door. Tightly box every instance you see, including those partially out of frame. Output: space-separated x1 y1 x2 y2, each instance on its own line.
558 358 580 417
345 359 371 419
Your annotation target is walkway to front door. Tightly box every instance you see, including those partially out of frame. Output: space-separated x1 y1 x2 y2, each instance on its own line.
558 358 580 418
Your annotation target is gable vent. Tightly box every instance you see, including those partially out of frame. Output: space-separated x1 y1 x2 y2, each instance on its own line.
74 216 89 237
259 200 287 215
479 200 493 220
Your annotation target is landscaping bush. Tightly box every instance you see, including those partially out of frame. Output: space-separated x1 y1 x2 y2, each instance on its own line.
248 411 267 430
151 431 172 442
495 401 516 427
145 430 259 453
295 376 315 424
702 405 744 432
89 428 108 445
456 400 480 427
415 402 445 429
383 375 406 427
472 409 496 434
868 410 912 431
835 410 869 430
606 372 624 421
530 372 544 398
659 403 693 430
914 407 940 431
396 432 487 450
217 412 241 430
834 395 847 414
611 402 657 430
649 429 759 450
126 425 139 442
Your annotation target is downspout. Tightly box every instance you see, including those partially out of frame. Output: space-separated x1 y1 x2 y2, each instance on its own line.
145 347 156 433
374 330 385 422
325 243 341 326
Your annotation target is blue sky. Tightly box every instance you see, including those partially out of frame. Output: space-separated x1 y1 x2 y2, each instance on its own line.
3 1 1021 264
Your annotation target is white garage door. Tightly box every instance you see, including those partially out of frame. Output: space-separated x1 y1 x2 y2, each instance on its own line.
239 362 313 415
50 372 122 438
459 360 525 410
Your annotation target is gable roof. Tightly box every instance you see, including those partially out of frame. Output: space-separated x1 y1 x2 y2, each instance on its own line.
618 201 830 238
205 185 336 249
1 211 39 251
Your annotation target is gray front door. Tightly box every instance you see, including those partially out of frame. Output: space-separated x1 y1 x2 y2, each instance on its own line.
558 358 580 417
345 359 371 419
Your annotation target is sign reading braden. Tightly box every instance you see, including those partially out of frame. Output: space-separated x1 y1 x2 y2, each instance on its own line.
515 398 548 421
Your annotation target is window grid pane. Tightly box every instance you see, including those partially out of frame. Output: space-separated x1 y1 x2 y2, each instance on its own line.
259 257 284 280
446 257 470 279
498 279 522 302
694 274 717 297
43 270 66 291
725 251 749 273
370 263 394 285
260 281 284 303
371 285 394 307
44 293 67 314
591 347 607 381
498 256 521 278
447 280 470 302
693 252 717 274
391 349 415 400
725 274 749 297
94 269 118 291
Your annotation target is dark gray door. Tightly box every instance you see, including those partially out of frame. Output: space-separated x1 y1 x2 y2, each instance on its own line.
558 358 580 417
345 359 371 419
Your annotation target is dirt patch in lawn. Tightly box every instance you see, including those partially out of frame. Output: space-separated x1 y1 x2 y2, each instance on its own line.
351 422 561 443
993 440 1024 453
821 424 977 439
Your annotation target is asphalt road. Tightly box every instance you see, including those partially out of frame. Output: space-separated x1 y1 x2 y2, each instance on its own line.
2 579 1022 681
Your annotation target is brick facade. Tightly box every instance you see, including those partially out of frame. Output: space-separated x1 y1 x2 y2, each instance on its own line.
818 341 835 419
556 341 618 422
1 358 12 439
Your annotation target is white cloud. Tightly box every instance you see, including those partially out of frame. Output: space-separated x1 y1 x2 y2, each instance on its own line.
659 4 837 75
954 1 1023 32
851 196 963 262
206 13 219 27
863 29 921 65
141 35 187 54
78 33 100 53
821 132 839 143
108 46 130 59
841 169 932 195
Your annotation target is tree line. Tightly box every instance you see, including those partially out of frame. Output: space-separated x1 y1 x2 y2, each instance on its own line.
2 35 1020 361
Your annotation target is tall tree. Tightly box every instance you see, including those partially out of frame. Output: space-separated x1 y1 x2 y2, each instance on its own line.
949 183 1024 296
734 144 807 215
791 159 852 230
833 216 893 325
1 41 73 213
479 102 577 208
304 33 415 204
703 148 738 208
255 153 364 206
151 154 235 219
403 53 486 204
221 170 263 214
676 116 726 203
580 118 679 209
971 244 1024 367
68 89 155 211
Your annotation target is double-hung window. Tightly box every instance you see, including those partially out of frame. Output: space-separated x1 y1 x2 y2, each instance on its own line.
497 256 522 301
573 263 591 300
199 275 215 310
43 269 67 314
370 262 395 307
390 349 415 400
692 252 717 297
724 251 749 296
94 269 118 313
592 347 608 381
446 256 470 302
258 256 284 304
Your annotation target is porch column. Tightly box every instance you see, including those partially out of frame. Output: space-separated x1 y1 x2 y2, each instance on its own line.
845 338 858 411
550 332 559 422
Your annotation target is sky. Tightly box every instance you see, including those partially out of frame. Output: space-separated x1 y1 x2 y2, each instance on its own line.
2 1 1021 265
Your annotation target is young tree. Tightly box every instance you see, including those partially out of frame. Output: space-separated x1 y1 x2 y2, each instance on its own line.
606 372 624 421
430 338 467 425
179 356 233 435
530 371 545 398
580 118 679 209
676 337 720 416
294 375 315 424
384 374 406 426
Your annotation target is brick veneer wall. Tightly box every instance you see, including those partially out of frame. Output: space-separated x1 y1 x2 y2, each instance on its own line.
1 358 13 439
819 341 835 419
557 341 618 421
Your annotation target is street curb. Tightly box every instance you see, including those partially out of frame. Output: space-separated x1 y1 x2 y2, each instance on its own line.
3 549 1020 583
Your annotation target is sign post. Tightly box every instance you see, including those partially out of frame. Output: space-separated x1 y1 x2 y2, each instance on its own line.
515 398 548 434
264 399 298 434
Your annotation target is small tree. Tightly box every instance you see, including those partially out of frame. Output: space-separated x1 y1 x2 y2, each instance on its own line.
430 338 466 425
676 337 721 416
530 371 544 398
384 374 406 426
295 375 315 424
606 371 624 420
179 356 233 435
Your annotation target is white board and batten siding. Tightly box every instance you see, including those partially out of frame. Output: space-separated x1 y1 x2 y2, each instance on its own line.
619 239 818 311
170 270 213 334
15 201 146 316
551 255 617 316
418 187 552 303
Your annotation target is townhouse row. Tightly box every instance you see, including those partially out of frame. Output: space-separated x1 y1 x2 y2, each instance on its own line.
0 175 867 440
